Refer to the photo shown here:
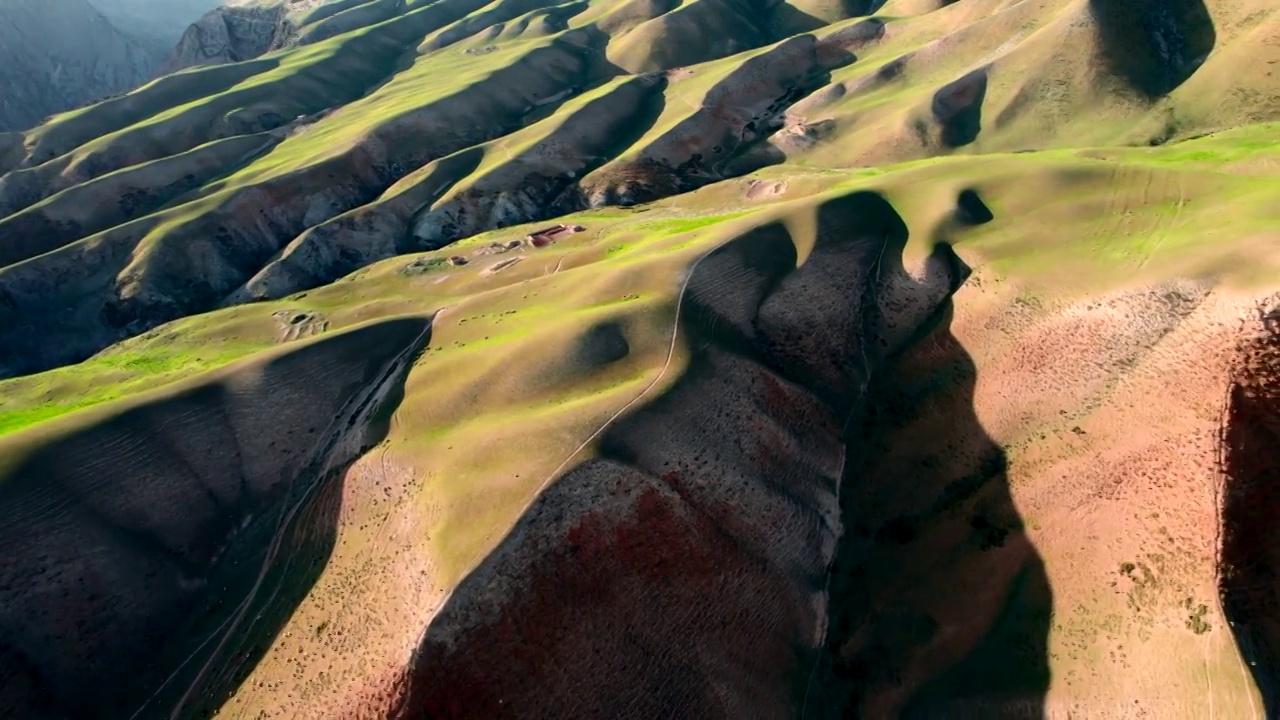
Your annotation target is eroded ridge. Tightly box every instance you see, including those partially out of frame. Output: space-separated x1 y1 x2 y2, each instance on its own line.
392 192 974 718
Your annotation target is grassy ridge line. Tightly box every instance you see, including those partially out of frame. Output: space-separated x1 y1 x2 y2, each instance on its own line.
0 123 1275 438
2 0 508 216
0 206 758 438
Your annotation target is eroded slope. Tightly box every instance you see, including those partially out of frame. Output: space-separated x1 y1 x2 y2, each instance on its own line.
395 193 970 717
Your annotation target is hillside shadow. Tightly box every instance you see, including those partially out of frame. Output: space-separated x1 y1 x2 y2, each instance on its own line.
393 190 1051 718
0 317 431 719
812 310 1053 718
134 448 354 719
1088 0 1216 99
1218 299 1280 716
932 69 988 149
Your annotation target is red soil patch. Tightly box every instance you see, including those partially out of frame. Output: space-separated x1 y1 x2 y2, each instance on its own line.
397 471 806 718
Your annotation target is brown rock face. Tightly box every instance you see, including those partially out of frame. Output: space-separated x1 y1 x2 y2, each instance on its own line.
1219 295 1280 716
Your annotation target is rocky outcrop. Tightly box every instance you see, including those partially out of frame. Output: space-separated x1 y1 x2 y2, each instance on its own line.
166 3 296 71
0 0 164 132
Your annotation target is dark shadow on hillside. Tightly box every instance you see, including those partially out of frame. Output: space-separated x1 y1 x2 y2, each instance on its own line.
598 39 855 208
1218 297 1280 717
392 190 1051 718
768 3 828 35
1088 0 1215 100
932 69 988 149
0 316 431 719
810 309 1052 718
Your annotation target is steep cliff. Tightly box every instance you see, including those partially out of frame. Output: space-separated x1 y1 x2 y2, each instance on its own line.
166 2 298 70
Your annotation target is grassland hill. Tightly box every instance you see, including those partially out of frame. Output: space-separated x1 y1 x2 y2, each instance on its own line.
0 0 1276 717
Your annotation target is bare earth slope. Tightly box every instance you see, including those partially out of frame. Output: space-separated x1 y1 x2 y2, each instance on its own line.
0 0 1276 717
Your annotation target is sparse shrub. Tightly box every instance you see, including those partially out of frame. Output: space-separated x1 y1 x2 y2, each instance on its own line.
1185 602 1211 634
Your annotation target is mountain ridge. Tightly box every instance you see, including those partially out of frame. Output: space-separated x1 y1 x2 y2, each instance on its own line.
0 0 164 132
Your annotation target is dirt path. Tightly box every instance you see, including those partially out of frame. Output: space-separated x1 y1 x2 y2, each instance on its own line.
403 245 719 680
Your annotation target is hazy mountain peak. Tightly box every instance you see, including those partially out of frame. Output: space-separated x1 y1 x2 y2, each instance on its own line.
0 0 217 131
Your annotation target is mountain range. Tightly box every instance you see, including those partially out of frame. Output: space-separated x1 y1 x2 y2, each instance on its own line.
0 0 1276 717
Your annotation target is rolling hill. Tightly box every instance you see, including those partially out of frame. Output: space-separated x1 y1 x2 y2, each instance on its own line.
0 0 1276 717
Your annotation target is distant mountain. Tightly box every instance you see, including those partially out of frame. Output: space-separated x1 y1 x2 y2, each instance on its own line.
0 0 221 132
87 0 223 49
0 0 165 131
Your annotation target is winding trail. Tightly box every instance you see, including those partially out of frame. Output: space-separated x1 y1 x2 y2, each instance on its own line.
403 241 720 681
